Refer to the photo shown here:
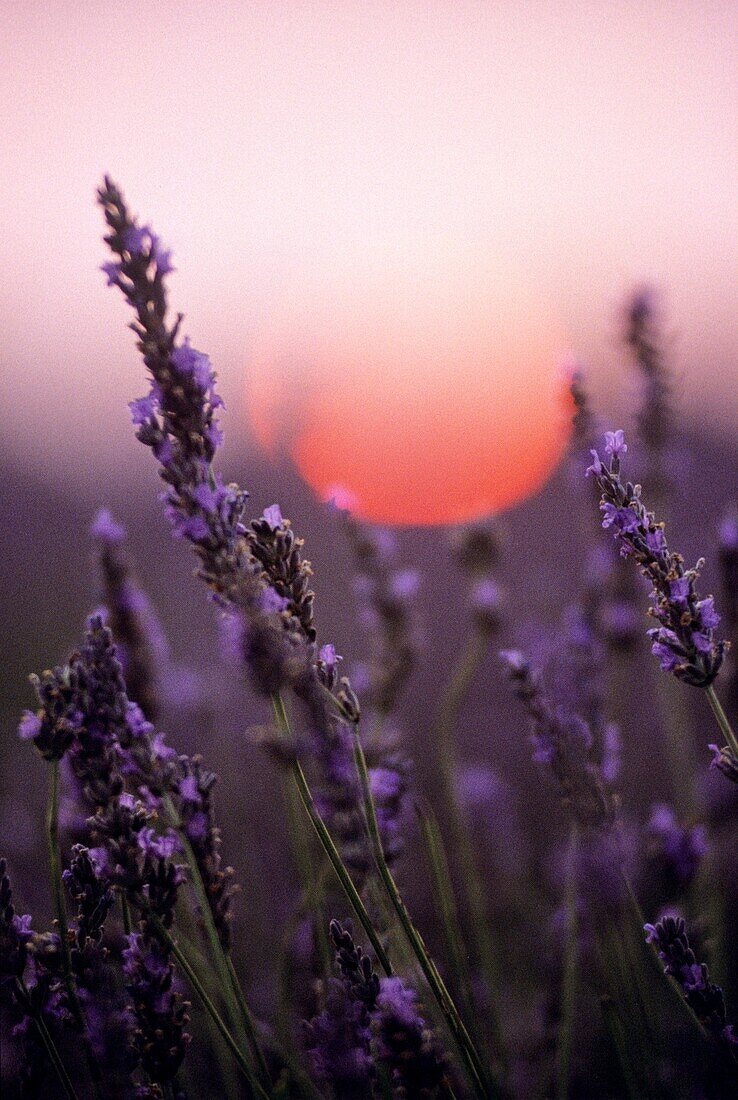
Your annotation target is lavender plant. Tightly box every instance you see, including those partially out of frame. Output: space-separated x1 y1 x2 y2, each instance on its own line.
587 430 737 781
4 180 737 1100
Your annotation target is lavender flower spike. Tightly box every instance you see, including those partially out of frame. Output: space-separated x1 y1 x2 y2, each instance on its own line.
586 431 727 688
645 915 737 1056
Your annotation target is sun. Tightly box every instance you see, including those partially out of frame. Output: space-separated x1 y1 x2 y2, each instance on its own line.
245 273 572 527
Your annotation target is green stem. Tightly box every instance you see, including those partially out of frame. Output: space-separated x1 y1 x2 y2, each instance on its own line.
17 978 79 1100
433 630 506 1068
706 685 738 758
270 692 393 977
142 908 271 1100
415 800 478 1034
283 768 331 975
556 826 579 1100
163 794 271 1089
352 730 494 1100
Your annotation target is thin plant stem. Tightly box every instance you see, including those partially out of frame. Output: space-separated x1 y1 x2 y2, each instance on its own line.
47 759 104 1095
270 692 393 977
556 825 579 1100
17 978 79 1100
163 793 271 1088
283 768 331 974
414 799 478 1033
352 729 495 1100
141 907 271 1100
433 629 506 1069
706 685 738 757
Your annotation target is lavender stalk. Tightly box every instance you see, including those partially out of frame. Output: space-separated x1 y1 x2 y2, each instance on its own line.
586 431 737 771
351 729 493 1100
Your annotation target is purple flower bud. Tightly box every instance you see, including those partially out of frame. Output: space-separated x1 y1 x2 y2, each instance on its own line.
261 503 284 529
604 429 627 458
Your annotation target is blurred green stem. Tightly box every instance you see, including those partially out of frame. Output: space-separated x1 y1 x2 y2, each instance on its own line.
415 799 478 1034
556 825 579 1100
706 685 738 757
142 908 270 1100
271 692 393 977
163 793 271 1088
352 728 494 1100
433 629 506 1068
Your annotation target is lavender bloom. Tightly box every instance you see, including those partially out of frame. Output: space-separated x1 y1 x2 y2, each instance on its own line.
451 520 504 636
718 507 738 716
708 743 738 785
249 505 316 643
645 915 737 1054
99 180 355 730
92 508 166 722
176 755 237 949
123 931 191 1087
501 650 613 831
342 515 419 715
1 857 33 984
305 920 378 1095
329 920 380 1013
642 804 708 895
63 845 115 980
0 861 69 1093
586 431 727 687
625 287 672 477
98 177 250 604
305 980 374 1096
372 976 447 1097
18 664 79 761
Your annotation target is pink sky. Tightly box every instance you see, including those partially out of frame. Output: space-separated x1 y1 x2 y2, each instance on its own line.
1 1 736 492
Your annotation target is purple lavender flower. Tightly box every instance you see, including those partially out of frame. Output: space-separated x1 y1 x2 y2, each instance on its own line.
625 287 672 481
91 508 167 722
341 515 419 715
643 804 708 894
1 858 34 984
645 915 737 1055
305 980 375 1096
175 755 237 949
18 664 79 761
123 931 191 1087
372 976 447 1096
501 650 613 830
586 431 727 687
708 743 738 785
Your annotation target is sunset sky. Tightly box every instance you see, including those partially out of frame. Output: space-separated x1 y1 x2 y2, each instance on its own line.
1 1 735 517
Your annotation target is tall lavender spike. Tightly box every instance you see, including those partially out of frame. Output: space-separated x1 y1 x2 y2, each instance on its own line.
586 431 727 688
500 650 613 831
99 179 357 728
176 756 238 950
450 520 504 637
625 288 672 479
0 859 71 1094
305 921 379 1097
91 508 166 722
342 516 419 715
644 915 737 1056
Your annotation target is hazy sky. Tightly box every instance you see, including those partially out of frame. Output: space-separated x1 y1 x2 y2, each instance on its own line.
1 1 736 496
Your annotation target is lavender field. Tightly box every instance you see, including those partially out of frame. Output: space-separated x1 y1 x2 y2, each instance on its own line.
0 174 736 1100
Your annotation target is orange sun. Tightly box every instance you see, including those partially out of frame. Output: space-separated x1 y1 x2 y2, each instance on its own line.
246 274 572 527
